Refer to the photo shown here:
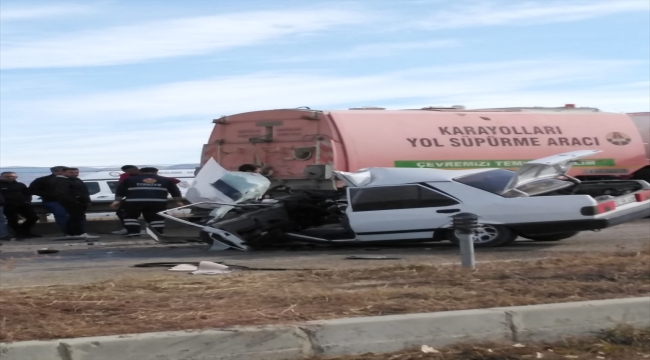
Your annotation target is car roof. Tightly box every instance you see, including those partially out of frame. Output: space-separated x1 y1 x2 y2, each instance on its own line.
80 169 196 181
341 167 499 187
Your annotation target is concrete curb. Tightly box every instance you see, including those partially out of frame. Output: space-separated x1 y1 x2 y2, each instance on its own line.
2 297 648 360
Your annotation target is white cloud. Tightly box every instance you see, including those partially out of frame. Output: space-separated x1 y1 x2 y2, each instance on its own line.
4 58 644 122
0 126 211 167
275 40 460 62
1 58 648 166
0 8 369 69
0 4 94 21
416 0 650 29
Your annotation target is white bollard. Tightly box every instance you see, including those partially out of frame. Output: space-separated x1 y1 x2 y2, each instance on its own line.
452 213 478 269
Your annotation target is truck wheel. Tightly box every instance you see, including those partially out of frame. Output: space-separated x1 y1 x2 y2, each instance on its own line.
447 224 517 248
522 232 579 242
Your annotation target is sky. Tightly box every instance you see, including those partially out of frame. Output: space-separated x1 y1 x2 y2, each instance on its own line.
1 0 649 167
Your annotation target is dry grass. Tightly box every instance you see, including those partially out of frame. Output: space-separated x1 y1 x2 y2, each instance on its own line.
309 326 650 360
1 251 649 342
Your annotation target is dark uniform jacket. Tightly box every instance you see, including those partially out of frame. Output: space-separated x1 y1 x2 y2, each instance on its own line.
115 174 182 203
118 172 181 184
28 174 59 202
51 176 91 205
0 180 31 205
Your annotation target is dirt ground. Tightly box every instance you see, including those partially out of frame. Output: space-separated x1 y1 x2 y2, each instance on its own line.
307 327 650 360
1 251 648 342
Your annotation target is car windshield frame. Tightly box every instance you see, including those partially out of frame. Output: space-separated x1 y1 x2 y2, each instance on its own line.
453 169 517 196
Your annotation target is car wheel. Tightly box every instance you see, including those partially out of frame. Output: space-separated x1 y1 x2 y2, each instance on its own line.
447 224 517 248
522 232 579 242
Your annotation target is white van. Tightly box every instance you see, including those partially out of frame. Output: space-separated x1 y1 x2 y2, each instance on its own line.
80 169 196 202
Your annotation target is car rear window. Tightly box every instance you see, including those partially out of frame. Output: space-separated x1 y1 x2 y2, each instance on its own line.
453 169 516 195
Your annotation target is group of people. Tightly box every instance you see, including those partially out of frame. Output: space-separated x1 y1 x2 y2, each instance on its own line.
0 166 93 240
0 162 264 241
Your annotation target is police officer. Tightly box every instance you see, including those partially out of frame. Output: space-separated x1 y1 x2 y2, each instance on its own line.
111 167 183 237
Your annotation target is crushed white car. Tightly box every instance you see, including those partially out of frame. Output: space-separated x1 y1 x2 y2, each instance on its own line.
154 150 650 250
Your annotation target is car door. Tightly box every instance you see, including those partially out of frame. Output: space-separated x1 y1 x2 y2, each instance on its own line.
345 183 462 241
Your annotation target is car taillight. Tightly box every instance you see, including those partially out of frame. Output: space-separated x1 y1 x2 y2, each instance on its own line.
635 190 650 202
581 200 617 216
596 201 617 213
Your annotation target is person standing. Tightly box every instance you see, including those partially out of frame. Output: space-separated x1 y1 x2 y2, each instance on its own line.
0 192 14 241
52 168 98 240
110 165 140 235
0 172 40 239
112 165 182 235
29 166 68 233
111 167 183 237
118 165 140 182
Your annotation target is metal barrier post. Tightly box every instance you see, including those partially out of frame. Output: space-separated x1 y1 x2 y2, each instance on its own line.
452 213 478 269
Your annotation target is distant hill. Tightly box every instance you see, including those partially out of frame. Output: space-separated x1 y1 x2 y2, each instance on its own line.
0 164 199 185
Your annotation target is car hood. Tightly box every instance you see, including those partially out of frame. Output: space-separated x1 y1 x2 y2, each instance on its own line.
334 169 372 187
334 149 602 196
186 158 271 208
503 149 602 193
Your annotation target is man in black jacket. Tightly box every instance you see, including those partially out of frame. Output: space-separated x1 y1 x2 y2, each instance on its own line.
111 167 183 237
29 166 68 233
52 168 98 240
0 172 40 239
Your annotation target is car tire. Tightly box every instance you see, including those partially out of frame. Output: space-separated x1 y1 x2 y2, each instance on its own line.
447 224 517 248
522 232 579 242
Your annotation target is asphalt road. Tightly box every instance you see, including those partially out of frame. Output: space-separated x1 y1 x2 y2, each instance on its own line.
1 220 648 288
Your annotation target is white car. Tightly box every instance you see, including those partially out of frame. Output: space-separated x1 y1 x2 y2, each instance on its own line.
79 169 196 202
155 150 650 250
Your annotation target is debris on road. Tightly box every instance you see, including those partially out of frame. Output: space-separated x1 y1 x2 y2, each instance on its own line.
168 264 199 272
421 345 440 353
36 248 59 255
167 261 233 275
191 261 232 275
133 261 322 271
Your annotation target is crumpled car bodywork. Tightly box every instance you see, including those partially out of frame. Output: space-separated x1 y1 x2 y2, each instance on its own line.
153 151 650 250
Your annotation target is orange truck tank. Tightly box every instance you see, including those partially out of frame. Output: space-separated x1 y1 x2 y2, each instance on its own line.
201 106 650 189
